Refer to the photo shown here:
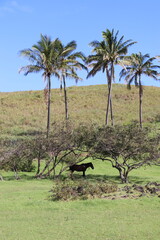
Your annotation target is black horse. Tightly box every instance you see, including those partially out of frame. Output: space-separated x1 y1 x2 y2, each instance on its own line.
69 162 94 177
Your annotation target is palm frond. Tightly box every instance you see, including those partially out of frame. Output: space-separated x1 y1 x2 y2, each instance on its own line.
19 65 42 75
87 61 104 78
120 52 160 87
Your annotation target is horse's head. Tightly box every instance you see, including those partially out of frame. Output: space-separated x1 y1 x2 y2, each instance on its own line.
89 162 94 169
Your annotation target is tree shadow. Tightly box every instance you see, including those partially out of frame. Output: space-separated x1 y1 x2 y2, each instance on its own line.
64 173 120 184
1 172 151 185
64 173 151 185
2 174 36 181
128 176 151 185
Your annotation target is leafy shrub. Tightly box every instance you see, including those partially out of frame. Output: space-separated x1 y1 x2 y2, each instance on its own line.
79 122 160 183
50 180 118 201
0 139 36 173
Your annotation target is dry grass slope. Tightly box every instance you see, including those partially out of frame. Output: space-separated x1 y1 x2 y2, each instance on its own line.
0 84 160 138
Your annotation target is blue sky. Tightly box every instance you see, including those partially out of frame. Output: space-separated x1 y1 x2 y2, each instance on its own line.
1 0 160 92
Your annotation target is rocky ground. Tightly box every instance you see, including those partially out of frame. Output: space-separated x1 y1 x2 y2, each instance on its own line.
106 182 160 200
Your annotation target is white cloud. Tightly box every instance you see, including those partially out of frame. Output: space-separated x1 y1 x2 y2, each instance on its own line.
0 1 32 15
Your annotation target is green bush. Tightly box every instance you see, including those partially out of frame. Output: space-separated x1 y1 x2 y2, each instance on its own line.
50 180 118 201
0 139 36 173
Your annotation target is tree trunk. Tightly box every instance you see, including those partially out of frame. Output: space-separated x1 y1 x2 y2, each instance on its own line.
106 68 111 125
36 151 41 175
110 63 114 126
36 158 53 178
106 65 114 126
110 96 114 126
40 156 58 178
119 170 129 184
0 174 4 181
106 84 112 125
63 76 69 121
114 165 129 184
14 168 20 180
47 75 51 138
139 75 143 128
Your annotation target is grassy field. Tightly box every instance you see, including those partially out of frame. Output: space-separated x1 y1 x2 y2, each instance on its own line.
0 161 160 240
0 84 160 139
0 84 160 239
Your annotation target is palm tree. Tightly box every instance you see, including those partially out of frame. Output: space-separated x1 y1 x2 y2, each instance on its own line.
120 52 160 128
19 34 59 137
55 40 87 121
86 29 136 125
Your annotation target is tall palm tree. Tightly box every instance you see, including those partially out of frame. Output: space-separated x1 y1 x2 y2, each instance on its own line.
55 40 87 121
19 34 59 137
86 29 136 125
120 52 160 128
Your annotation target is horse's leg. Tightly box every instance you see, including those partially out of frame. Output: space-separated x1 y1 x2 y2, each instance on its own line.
83 170 86 177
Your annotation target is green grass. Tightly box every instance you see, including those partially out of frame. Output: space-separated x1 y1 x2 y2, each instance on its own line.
0 162 160 240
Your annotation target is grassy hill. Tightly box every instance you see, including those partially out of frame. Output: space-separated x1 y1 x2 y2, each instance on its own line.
0 83 160 138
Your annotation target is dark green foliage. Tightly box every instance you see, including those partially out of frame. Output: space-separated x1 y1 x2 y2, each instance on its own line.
72 123 99 150
20 125 90 178
0 139 36 174
1 122 159 182
50 179 118 201
78 123 160 183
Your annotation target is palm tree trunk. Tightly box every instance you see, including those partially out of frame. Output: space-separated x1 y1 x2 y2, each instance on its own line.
110 63 114 126
139 75 143 128
109 92 114 126
63 75 69 121
106 82 111 125
106 66 114 126
47 75 51 138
